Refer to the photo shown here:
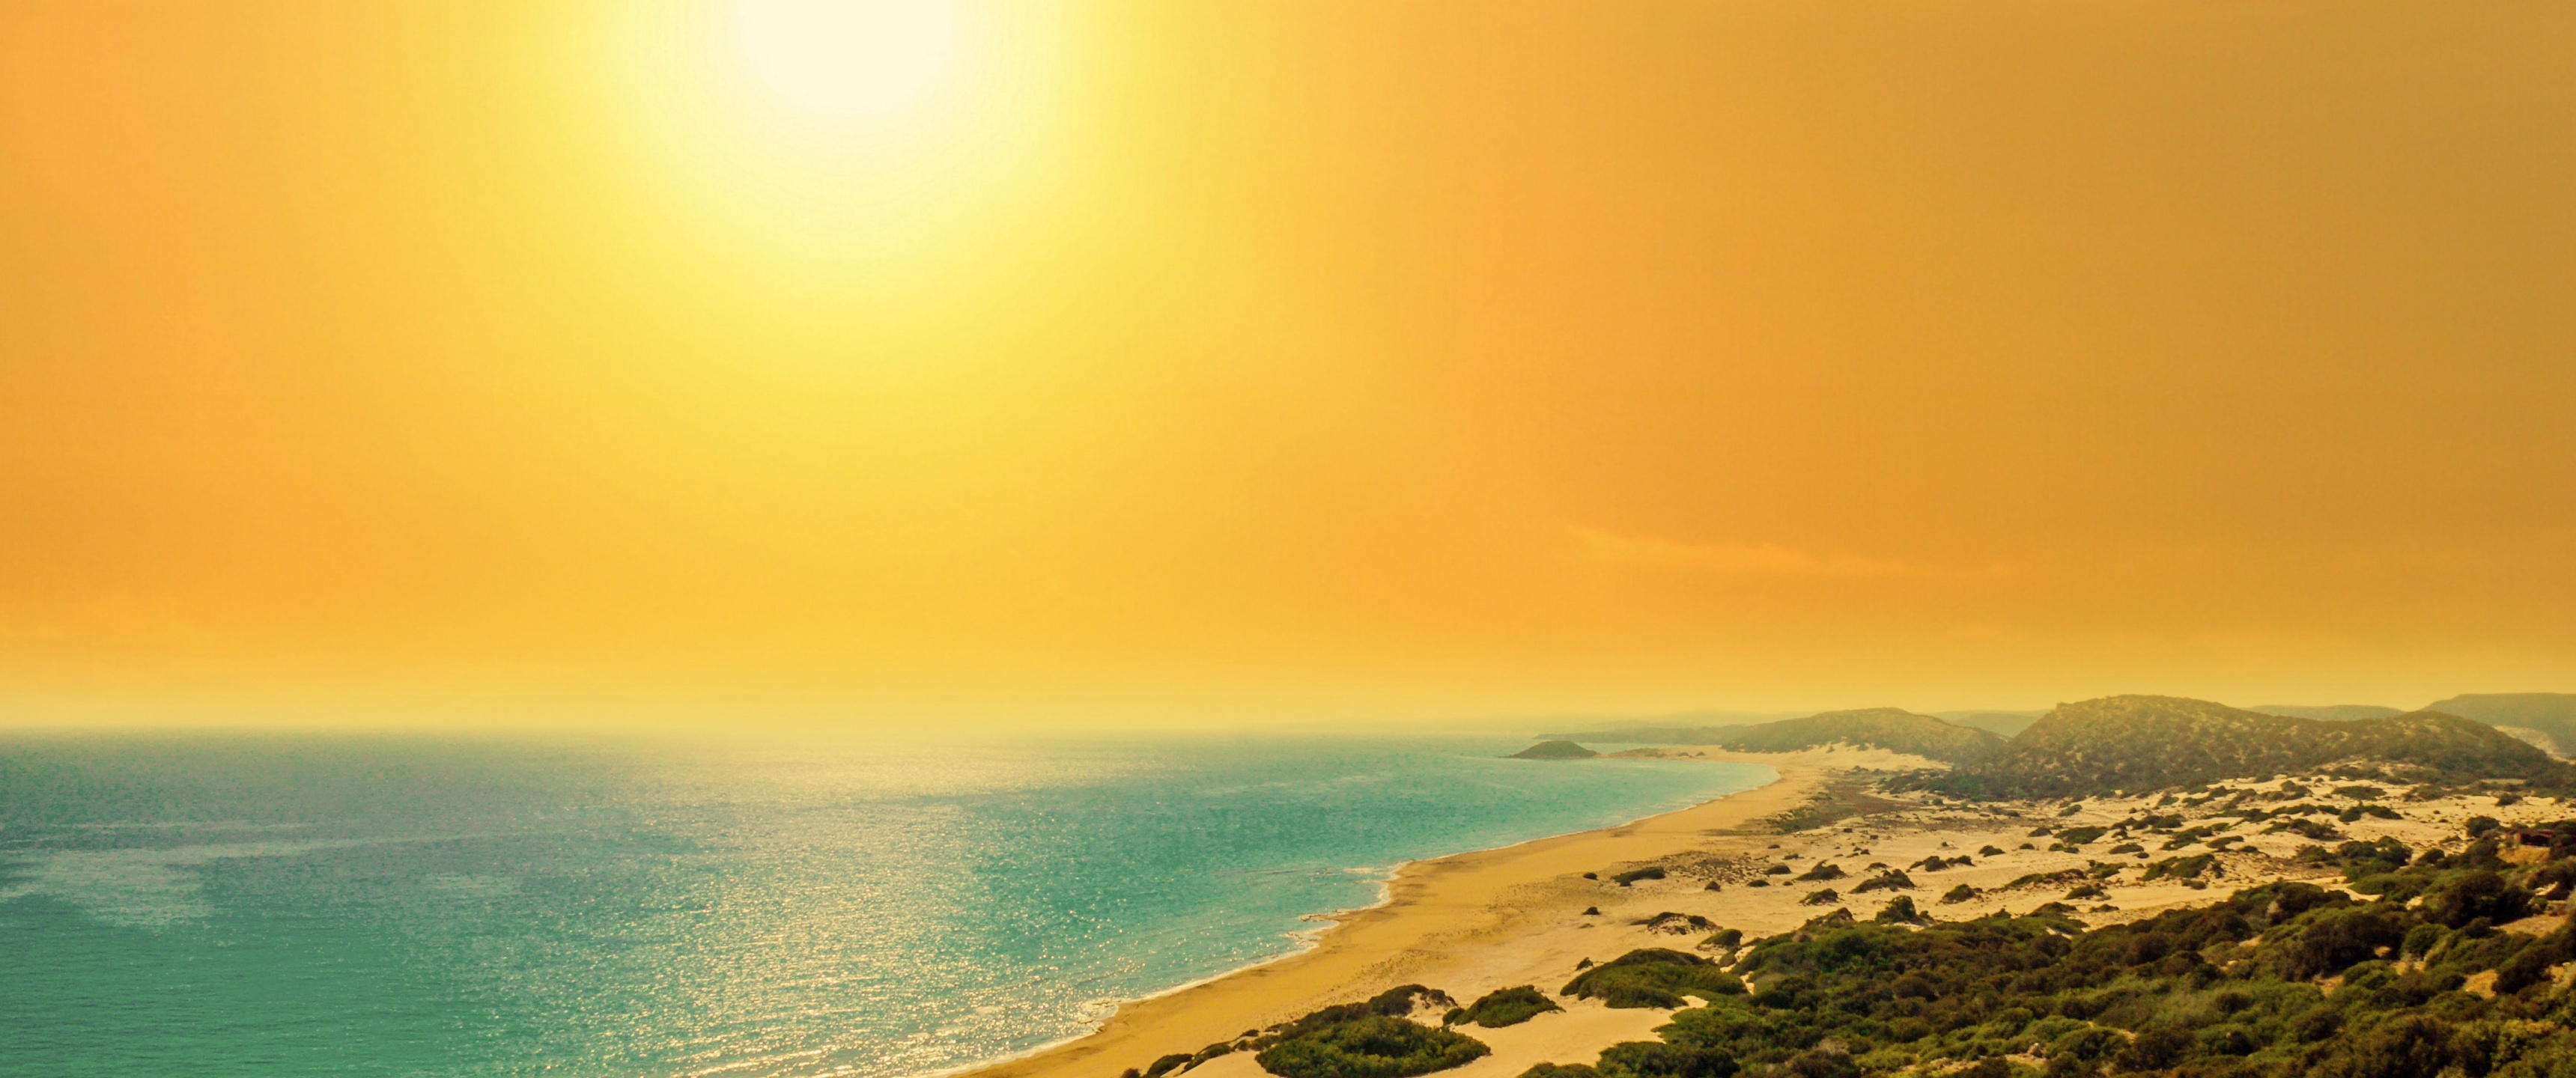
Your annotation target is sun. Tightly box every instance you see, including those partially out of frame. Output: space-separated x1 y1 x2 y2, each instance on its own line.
607 0 1061 270
731 0 959 120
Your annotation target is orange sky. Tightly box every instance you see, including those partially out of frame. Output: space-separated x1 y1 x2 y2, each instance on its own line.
4 0 2572 728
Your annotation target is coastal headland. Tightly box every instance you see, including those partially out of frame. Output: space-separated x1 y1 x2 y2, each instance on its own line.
967 697 2576 1078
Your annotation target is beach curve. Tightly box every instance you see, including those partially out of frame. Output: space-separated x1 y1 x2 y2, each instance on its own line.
960 749 1886 1078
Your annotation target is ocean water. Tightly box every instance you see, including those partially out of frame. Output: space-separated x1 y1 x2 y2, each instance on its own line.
0 733 1770 1078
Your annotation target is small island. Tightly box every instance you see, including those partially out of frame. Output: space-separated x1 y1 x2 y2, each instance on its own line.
1510 740 1599 760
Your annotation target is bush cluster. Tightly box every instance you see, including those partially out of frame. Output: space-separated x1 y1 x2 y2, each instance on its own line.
1447 986 1562 1029
1256 1017 1489 1078
1509 828 2576 1078
1561 948 1748 1009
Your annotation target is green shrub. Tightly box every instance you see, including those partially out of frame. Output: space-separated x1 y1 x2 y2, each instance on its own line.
1561 949 1745 1008
1243 834 2576 1078
2115 1026 2193 1072
2303 1013 2452 1078
2278 907 2407 979
1255 1017 1489 1078
2050 1027 2124 1064
2425 870 2532 928
2142 854 2216 881
1779 1048 1855 1078
1596 1039 1740 1078
1852 871 1915 893
1452 986 1560 1029
2493 926 2574 995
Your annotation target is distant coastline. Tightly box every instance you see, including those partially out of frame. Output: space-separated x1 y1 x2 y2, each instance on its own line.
978 698 2576 1078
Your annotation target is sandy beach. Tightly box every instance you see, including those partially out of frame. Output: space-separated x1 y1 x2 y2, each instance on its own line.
966 746 2557 1078
963 747 1885 1078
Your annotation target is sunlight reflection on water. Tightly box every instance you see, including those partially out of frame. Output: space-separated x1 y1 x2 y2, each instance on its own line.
0 734 1767 1078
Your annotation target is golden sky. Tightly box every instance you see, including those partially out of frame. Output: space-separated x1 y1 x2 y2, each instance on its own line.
4 0 2572 728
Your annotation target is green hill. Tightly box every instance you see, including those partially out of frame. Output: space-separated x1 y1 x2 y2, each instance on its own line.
2250 704 2406 722
2426 693 2576 757
1510 740 1599 760
1923 695 2572 798
1708 709 2003 764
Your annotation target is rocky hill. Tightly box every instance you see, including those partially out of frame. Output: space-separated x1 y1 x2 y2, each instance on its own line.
1922 695 2572 798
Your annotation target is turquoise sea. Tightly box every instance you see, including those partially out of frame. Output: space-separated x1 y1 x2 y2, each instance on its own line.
0 733 1770 1078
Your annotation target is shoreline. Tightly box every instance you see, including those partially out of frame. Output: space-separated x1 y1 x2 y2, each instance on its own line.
959 749 1876 1078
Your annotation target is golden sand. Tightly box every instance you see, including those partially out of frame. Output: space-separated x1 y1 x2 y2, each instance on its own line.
967 748 2534 1078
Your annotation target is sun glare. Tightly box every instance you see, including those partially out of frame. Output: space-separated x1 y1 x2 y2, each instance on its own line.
732 0 959 120
604 0 1063 278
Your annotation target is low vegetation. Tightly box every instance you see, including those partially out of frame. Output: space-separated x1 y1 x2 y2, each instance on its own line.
1256 1016 1488 1078
1446 986 1561 1029
1561 948 1747 1008
1125 986 1477 1078
1765 782 1910 835
1511 820 2576 1078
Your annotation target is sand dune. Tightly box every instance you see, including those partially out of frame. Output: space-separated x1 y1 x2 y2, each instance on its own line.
967 748 2547 1078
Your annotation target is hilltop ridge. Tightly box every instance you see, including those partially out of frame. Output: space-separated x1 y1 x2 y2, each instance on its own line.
1920 694 2572 798
2247 703 2405 722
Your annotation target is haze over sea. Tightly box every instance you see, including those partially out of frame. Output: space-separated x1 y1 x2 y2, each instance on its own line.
0 733 1770 1078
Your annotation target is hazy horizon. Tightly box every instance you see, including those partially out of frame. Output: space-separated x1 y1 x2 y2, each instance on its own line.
5 689 2566 738
6 0 2574 728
